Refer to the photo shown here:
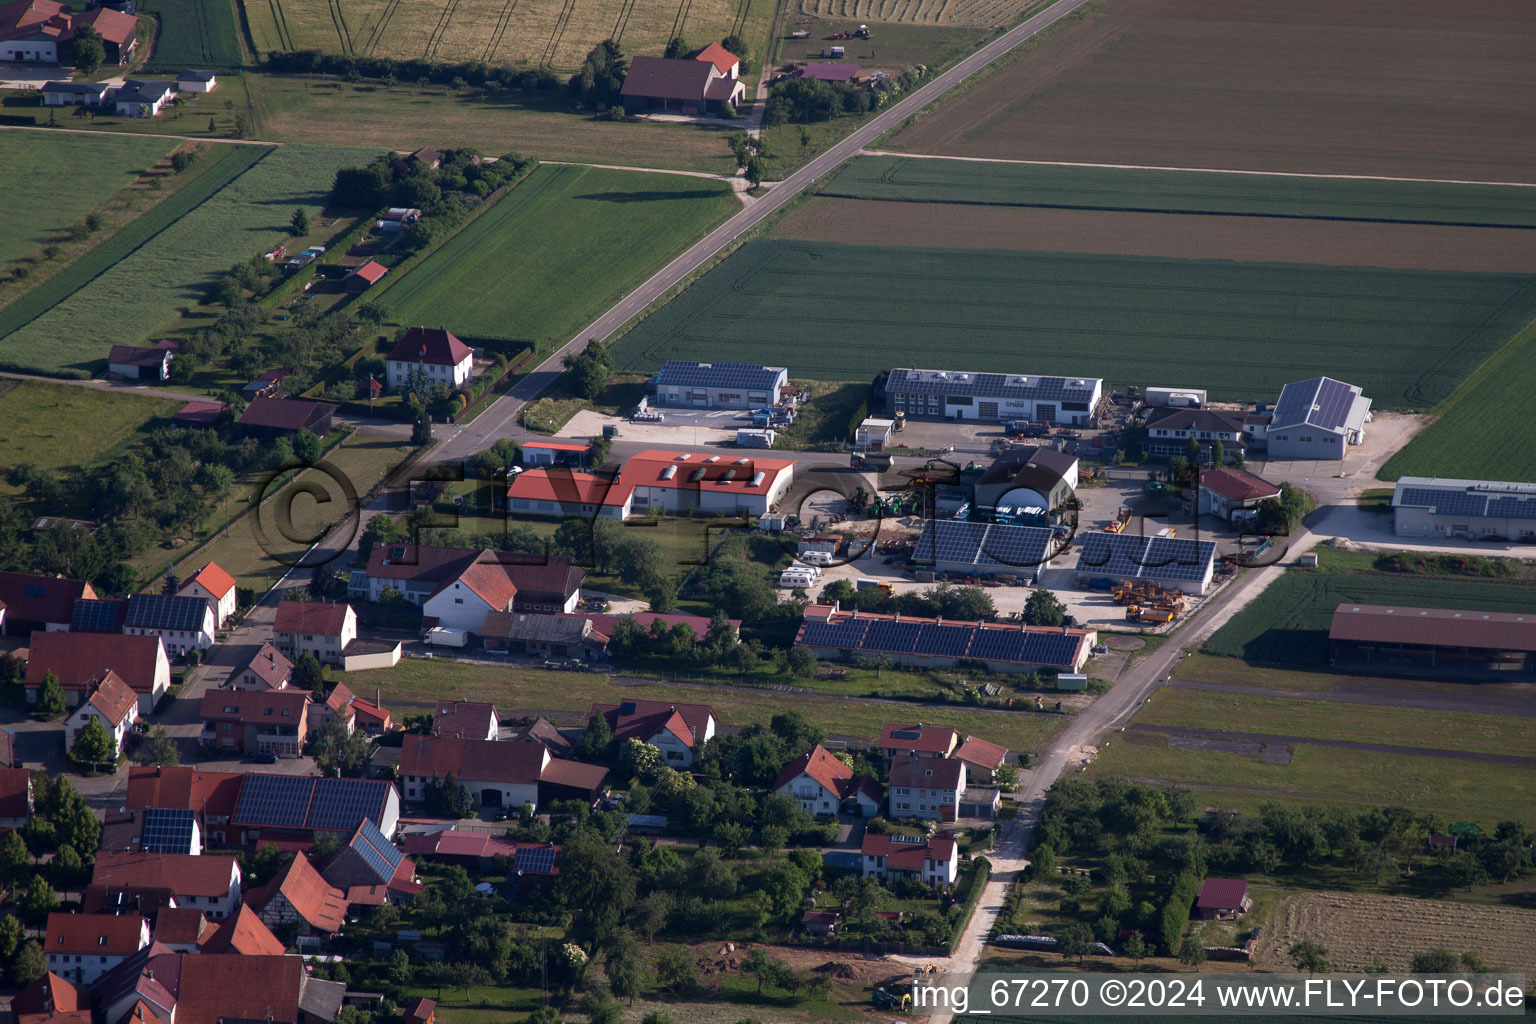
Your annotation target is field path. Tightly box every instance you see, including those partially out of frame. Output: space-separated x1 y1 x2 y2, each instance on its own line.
0 125 281 146
1127 723 1536 765
1170 679 1536 718
858 149 1536 190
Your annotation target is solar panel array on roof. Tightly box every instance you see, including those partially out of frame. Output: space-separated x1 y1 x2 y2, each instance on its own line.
1271 377 1364 431
913 520 1059 571
1398 484 1536 521
125 593 210 632
140 807 196 853
885 368 1100 401
653 361 784 391
1074 533 1216 583
231 774 389 832
72 599 122 633
801 614 1085 668
349 818 404 881
513 846 557 874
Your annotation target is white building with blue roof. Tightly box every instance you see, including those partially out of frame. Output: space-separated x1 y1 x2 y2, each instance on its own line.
1265 376 1371 460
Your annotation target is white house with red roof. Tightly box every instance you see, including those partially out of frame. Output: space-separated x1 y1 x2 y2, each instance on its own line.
888 755 966 823
44 912 150 985
691 41 741 79
771 744 881 817
65 673 141 758
272 600 357 666
0 0 138 63
1197 467 1282 523
177 562 237 629
591 698 716 768
421 561 520 633
879 722 960 762
521 440 592 466
386 327 474 391
953 735 1010 782
860 833 959 887
25 631 170 714
508 449 795 520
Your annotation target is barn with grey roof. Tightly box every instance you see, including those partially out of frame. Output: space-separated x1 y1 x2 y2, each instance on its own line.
1264 377 1371 460
883 368 1102 426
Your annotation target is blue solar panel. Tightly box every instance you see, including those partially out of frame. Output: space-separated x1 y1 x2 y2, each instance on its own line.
866 620 922 653
309 777 389 833
969 628 1027 663
914 520 1056 571
801 620 870 649
71 599 122 633
1074 533 1214 584
349 818 403 883
125 593 210 632
232 773 312 829
654 361 783 391
514 846 557 874
140 807 196 853
917 624 973 657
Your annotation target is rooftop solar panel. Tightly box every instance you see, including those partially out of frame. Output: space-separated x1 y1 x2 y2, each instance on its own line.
1074 533 1214 584
140 807 196 853
801 619 870 649
865 620 922 653
918 624 973 657
968 628 1027 663
349 818 404 882
309 776 388 832
125 593 210 632
654 361 784 392
514 846 558 874
71 599 122 633
231 773 313 829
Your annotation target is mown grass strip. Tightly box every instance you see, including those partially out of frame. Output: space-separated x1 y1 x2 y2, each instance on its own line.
0 143 268 362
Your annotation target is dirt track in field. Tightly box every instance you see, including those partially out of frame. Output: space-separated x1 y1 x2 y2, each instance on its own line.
1254 892 1536 975
891 0 1536 182
773 198 1536 273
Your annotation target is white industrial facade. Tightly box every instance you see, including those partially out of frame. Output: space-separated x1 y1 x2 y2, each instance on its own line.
884 368 1102 426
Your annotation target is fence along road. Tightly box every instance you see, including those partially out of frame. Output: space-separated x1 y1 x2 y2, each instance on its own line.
444 0 1098 460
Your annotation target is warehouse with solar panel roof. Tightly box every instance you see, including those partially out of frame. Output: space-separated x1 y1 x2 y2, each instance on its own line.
1263 376 1371 460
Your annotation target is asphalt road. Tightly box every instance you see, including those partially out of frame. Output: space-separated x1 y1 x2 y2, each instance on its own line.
448 0 1098 455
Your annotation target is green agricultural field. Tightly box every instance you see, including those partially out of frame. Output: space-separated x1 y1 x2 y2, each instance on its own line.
375 163 738 347
1202 551 1536 666
0 143 371 373
139 0 244 67
0 133 177 266
244 0 774 72
1085 728 1536 828
0 380 179 488
1380 314 1536 482
824 156 1536 227
611 239 1536 407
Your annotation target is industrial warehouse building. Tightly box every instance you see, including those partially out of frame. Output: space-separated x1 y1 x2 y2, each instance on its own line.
1265 377 1371 460
649 361 788 409
910 520 1066 581
1329 604 1536 677
1391 477 1536 541
1074 532 1218 594
797 603 1096 674
972 446 1079 515
883 368 1103 426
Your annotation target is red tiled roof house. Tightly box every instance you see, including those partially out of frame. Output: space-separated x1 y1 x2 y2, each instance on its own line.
771 744 881 818
91 851 243 919
44 912 150 985
177 561 238 629
591 698 716 769
1196 877 1252 920
860 833 959 887
1197 468 1282 523
386 327 474 391
273 600 357 666
25 631 171 715
0 0 137 64
887 755 966 823
199 688 309 758
64 672 141 758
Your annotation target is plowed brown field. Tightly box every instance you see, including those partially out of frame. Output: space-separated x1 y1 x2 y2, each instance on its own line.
891 0 1536 182
773 198 1536 273
1254 892 1536 975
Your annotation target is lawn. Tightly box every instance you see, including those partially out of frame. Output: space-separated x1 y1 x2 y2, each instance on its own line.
1201 549 1536 666
0 143 372 372
1134 687 1536 759
0 380 180 491
244 75 738 173
164 430 418 591
373 163 740 348
1380 313 1536 482
1084 729 1536 828
609 239 1536 407
0 133 177 267
138 0 244 67
341 656 1064 754
824 156 1536 228
243 0 775 72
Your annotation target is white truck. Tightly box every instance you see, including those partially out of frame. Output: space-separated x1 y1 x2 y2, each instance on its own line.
423 626 469 648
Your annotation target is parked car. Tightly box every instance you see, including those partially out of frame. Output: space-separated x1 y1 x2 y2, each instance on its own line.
251 751 279 764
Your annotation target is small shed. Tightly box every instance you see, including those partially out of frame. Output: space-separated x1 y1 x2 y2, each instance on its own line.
799 62 861 83
801 909 839 935
345 260 389 293
855 417 895 451
172 400 226 427
176 70 218 92
1196 878 1252 920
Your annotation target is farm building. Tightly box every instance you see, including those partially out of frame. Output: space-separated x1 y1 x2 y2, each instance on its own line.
973 446 1078 515
228 772 401 844
882 368 1103 426
345 260 388 293
1391 477 1536 541
113 80 175 118
521 440 591 466
1143 386 1206 409
25 630 170 714
690 42 741 79
241 367 293 399
239 396 336 436
386 326 474 391
0 569 94 634
797 603 1096 673
107 341 176 380
175 69 217 92
481 611 608 661
910 520 1064 581
855 417 894 450
1196 878 1252 920
507 450 795 520
1074 532 1217 595
172 400 226 428
1329 604 1536 676
41 79 109 105
123 592 216 655
1265 376 1371 460
649 360 788 408
0 0 136 63
71 597 127 633
799 62 861 82
1142 407 1247 461
620 55 744 115
1197 467 1281 523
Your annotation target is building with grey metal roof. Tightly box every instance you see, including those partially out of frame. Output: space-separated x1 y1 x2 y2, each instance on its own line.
1265 377 1371 460
650 361 788 409
1330 604 1536 676
1391 477 1536 541
883 368 1102 426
